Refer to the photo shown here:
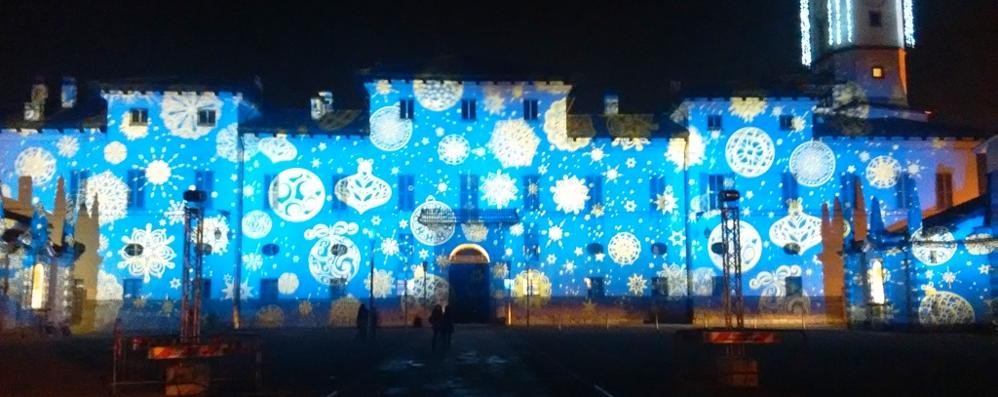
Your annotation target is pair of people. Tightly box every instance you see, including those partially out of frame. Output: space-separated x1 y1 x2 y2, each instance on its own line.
428 304 453 351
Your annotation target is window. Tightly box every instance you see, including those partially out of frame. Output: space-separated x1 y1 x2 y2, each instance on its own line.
331 174 347 210
779 115 794 131
523 99 539 120
869 11 882 27
707 114 722 131
523 175 540 210
785 276 803 297
195 170 214 208
127 169 145 210
703 174 727 211
129 108 149 125
197 109 217 126
399 99 415 120
782 172 800 205
524 229 539 260
398 174 415 211
935 170 954 210
459 174 479 210
263 174 274 209
871 66 885 79
200 279 212 300
895 174 910 209
586 277 606 299
586 175 603 210
460 99 477 120
123 278 142 299
649 175 666 213
260 279 279 303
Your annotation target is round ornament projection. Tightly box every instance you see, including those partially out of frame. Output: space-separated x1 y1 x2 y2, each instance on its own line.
329 297 361 327
145 160 172 185
543 98 590 151
865 155 901 189
334 159 392 214
769 199 822 254
481 170 518 209
241 210 273 239
410 197 456 247
14 147 57 185
964 233 995 255
160 92 223 139
512 269 552 307
118 224 177 282
488 119 540 168
608 232 641 266
708 221 763 272
269 168 326 223
193 215 230 255
918 291 974 325
550 175 590 215
405 273 450 308
725 127 775 178
789 141 836 187
437 134 470 165
278 273 299 295
369 104 413 151
258 136 298 163
413 80 463 111
304 222 361 285
364 269 394 298
103 141 128 165
84 171 130 225
216 123 259 162
911 227 957 265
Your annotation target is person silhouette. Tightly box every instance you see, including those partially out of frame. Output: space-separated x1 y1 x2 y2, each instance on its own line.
356 304 369 341
429 304 444 351
442 305 454 349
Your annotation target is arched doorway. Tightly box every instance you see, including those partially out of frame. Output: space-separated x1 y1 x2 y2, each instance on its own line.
447 244 491 323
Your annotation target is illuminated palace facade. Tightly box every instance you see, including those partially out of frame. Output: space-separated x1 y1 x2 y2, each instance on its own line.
1 0 995 331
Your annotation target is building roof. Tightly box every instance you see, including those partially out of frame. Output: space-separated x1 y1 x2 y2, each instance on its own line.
359 55 567 83
565 112 687 140
1 83 106 131
813 115 992 139
922 196 987 229
239 108 368 135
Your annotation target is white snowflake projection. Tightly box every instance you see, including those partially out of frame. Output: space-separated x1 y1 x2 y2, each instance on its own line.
410 197 456 246
550 175 590 214
255 306 284 328
461 222 489 242
119 111 149 140
381 238 400 256
657 264 688 297
707 221 763 272
769 199 822 254
269 168 326 222
103 141 127 165
627 274 647 296
481 170 518 209
162 200 185 225
222 275 254 301
278 273 299 295
14 147 57 185
160 92 223 139
865 155 902 189
334 159 392 214
437 134 470 165
241 210 273 239
258 136 298 163
482 84 507 114
243 253 264 272
964 233 995 255
589 145 607 163
134 147 187 199
654 186 678 214
364 269 394 298
96 270 123 300
369 104 414 151
543 98 590 151
413 80 463 111
509 223 524 237
546 222 565 246
215 123 260 162
791 116 806 132
512 269 552 307
665 127 706 170
789 141 836 187
56 136 79 158
725 127 775 178
611 138 650 152
192 216 230 255
406 273 450 308
728 97 767 122
691 268 716 296
749 265 804 312
918 291 974 325
608 232 641 266
488 119 540 168
118 224 177 282
911 227 957 265
84 171 129 225
305 222 362 284
374 80 395 95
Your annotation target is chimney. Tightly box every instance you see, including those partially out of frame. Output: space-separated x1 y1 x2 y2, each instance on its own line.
310 91 334 120
603 93 619 115
61 76 77 109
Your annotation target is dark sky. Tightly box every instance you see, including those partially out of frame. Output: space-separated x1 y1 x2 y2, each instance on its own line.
1 0 995 129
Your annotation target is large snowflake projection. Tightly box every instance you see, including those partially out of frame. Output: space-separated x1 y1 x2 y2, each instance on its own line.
691 268 716 296
119 112 149 140
725 127 775 178
481 170 518 209
364 269 394 298
482 84 507 115
410 197 456 246
405 273 450 308
413 80 463 111
96 270 123 300
269 168 326 222
789 141 836 187
222 274 254 301
241 210 273 239
160 92 223 139
550 175 590 214
216 123 260 162
512 269 552 307
964 233 995 255
543 98 590 151
369 104 414 151
627 274 647 296
104 141 128 165
728 97 767 122
918 291 974 325
56 136 79 158
192 215 230 255
654 186 678 214
665 127 706 170
118 224 177 282
278 273 299 295
14 147 57 185
657 264 688 297
258 136 298 163
329 297 362 326
749 265 804 313
769 199 822 253
380 238 400 256
84 171 129 225
437 134 470 165
707 221 762 272
865 155 902 189
461 222 488 242
305 222 362 284
608 232 641 266
911 227 957 265
334 159 392 214
255 306 285 328
488 119 540 168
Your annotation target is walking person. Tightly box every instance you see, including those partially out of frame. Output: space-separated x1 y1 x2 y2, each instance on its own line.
442 304 454 349
429 304 444 351
356 304 369 341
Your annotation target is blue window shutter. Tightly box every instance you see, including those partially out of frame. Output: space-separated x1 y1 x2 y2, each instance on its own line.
782 172 799 206
586 176 603 209
263 174 274 209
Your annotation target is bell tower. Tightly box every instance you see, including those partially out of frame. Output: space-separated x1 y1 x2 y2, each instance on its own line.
801 0 916 107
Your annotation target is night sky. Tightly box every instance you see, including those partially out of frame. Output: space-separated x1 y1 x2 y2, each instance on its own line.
1 1 995 129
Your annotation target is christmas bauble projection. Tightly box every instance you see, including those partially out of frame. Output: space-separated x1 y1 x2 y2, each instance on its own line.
707 221 762 272
304 222 362 285
269 168 325 222
333 159 392 214
410 197 456 246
